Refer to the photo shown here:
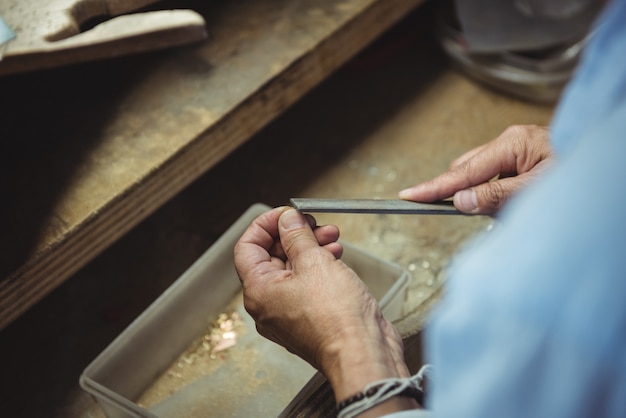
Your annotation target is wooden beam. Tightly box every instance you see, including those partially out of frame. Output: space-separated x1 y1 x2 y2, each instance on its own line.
0 0 425 330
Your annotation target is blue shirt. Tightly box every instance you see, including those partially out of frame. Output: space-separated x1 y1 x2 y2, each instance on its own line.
385 0 626 416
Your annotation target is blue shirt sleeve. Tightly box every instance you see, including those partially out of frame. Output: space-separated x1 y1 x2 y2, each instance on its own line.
424 1 626 417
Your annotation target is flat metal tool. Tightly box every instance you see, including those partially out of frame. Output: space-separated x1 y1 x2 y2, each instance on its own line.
290 198 466 215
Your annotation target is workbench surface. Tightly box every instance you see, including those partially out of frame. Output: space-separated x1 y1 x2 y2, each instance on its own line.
0 0 425 330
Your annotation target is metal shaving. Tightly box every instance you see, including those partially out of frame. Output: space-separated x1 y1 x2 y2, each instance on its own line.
169 311 244 376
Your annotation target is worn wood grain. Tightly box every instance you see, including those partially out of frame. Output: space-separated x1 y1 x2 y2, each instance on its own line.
0 0 208 75
0 0 425 330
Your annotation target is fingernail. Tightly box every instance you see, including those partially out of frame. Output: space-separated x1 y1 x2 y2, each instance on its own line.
455 189 478 212
398 187 416 199
280 208 306 230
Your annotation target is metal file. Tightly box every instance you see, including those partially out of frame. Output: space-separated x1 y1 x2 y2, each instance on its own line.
290 198 466 215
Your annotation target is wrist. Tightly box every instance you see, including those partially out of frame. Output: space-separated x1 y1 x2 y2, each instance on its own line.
336 376 424 418
320 325 405 403
354 397 420 417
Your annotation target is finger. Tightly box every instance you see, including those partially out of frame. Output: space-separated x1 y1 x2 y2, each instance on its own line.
269 221 340 259
398 159 496 203
449 143 488 169
278 208 331 264
305 214 317 229
314 224 340 246
282 240 343 265
322 242 343 259
453 174 535 215
234 207 287 282
399 141 506 203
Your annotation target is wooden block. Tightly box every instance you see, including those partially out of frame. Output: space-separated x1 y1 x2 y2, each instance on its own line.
0 0 207 75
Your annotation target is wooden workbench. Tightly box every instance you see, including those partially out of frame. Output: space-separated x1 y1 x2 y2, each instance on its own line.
0 3 557 413
0 0 425 330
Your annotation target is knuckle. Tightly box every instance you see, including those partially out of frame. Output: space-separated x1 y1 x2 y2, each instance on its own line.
456 160 478 188
481 182 507 210
501 124 526 142
501 124 545 147
502 125 526 148
503 124 536 136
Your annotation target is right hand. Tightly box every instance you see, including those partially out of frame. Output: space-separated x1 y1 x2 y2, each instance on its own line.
399 125 555 215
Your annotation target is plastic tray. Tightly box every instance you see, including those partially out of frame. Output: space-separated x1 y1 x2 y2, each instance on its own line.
80 203 409 418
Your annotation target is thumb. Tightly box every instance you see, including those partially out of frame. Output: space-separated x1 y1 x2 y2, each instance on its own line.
278 208 321 261
454 176 527 215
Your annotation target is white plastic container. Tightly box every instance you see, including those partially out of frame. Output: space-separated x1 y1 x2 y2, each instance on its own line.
80 203 409 418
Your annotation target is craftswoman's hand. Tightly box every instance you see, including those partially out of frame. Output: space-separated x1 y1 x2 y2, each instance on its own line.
234 207 411 404
399 125 555 215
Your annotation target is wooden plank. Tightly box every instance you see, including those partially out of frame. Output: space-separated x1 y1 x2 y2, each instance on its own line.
0 0 425 330
0 0 208 76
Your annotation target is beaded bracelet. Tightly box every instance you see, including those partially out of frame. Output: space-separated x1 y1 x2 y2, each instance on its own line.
336 365 432 418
